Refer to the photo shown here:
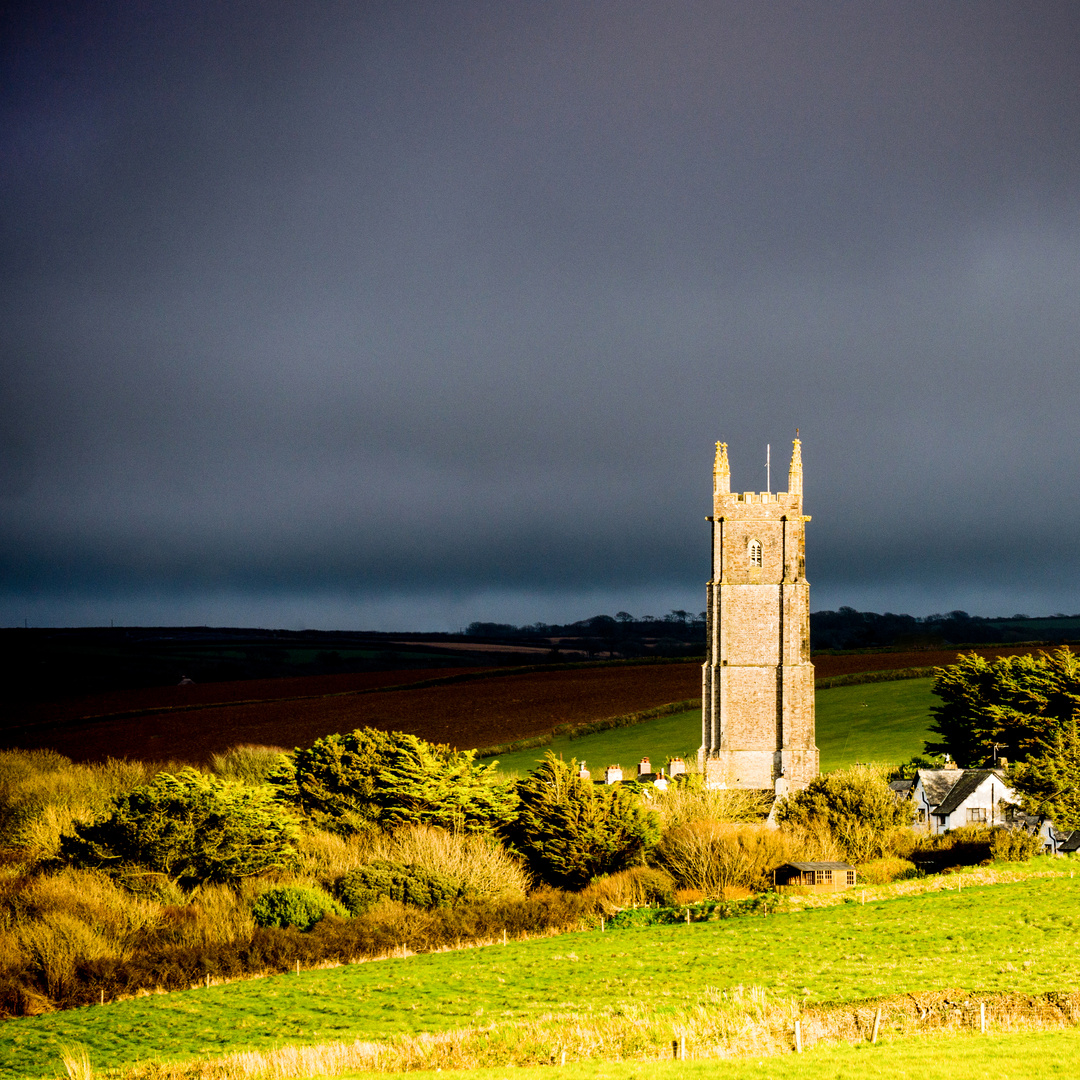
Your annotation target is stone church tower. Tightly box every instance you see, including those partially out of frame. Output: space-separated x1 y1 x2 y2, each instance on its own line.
701 439 819 792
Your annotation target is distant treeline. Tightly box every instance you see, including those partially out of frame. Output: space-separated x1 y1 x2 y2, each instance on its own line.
466 611 706 659
810 608 1080 651
468 608 1080 653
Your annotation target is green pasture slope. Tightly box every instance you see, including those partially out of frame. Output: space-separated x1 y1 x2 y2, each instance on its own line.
4 868 1079 1078
492 678 937 776
342 1029 1080 1080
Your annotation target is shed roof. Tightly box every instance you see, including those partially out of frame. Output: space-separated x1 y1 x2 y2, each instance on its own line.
775 861 854 872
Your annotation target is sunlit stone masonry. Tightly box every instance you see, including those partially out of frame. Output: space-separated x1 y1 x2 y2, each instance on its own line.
700 438 819 793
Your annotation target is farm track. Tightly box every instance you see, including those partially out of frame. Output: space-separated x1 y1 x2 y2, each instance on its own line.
2 645 1049 765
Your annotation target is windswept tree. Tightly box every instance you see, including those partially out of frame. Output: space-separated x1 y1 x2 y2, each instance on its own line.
271 727 516 836
62 768 300 885
929 647 1080 765
506 754 660 888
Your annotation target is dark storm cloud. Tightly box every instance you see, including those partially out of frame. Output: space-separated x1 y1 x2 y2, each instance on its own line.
3 1 1080 627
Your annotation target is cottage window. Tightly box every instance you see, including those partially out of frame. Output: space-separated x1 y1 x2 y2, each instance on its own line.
846 870 856 886
749 540 763 567
916 809 926 823
967 807 988 824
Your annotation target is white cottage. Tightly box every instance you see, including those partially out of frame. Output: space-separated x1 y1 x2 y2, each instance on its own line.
912 766 1014 834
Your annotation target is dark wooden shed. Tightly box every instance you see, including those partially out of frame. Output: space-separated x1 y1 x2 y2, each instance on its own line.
772 861 856 892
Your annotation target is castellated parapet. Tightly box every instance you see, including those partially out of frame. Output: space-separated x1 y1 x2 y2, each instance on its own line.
700 439 819 791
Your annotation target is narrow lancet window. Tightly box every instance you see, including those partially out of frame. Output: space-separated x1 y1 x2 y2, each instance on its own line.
749 540 762 567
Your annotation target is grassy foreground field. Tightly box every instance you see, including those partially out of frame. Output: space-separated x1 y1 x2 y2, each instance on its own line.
492 679 937 776
332 1029 1080 1080
4 867 1077 1078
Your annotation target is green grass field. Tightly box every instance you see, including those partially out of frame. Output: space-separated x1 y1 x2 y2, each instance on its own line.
4 867 1077 1078
815 678 936 771
337 1029 1080 1080
492 679 937 777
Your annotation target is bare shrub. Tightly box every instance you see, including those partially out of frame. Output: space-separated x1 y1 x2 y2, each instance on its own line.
654 822 791 896
18 911 114 998
990 827 1044 862
210 746 289 786
176 884 256 948
16 868 159 942
0 751 154 856
779 818 845 862
363 825 529 900
295 829 370 883
582 866 675 914
855 857 919 884
654 781 770 830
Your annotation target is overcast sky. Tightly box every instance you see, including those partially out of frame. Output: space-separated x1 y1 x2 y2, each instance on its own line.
3 2 1079 630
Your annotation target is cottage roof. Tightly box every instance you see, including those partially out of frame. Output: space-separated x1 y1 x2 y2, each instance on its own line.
936 769 1005 815
776 861 854 872
916 768 959 808
889 779 913 794
1056 830 1080 853
916 768 1007 814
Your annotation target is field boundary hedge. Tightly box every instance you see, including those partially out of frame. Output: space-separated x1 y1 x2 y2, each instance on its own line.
474 699 702 758
815 666 936 689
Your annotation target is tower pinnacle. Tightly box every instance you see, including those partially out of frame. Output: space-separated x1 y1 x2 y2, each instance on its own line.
713 441 731 495
788 437 802 497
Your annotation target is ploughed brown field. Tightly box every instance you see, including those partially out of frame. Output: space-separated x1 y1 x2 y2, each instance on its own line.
3 645 1050 765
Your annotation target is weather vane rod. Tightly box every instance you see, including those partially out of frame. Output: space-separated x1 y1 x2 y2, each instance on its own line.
766 443 771 493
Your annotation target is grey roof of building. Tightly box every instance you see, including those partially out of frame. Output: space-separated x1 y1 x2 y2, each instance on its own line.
1057 830 1080 852
936 769 1004 815
889 779 913 793
776 861 854 872
917 768 960 808
916 768 1006 815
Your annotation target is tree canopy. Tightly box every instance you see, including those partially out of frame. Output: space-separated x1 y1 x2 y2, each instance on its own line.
505 754 660 888
1010 720 1080 830
928 647 1080 765
62 768 300 885
271 727 516 836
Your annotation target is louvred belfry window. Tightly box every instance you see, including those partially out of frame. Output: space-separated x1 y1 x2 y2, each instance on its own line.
749 540 762 567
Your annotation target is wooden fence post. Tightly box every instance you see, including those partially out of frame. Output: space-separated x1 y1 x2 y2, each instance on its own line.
794 1020 802 1053
871 1008 881 1044
981 1002 986 1033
